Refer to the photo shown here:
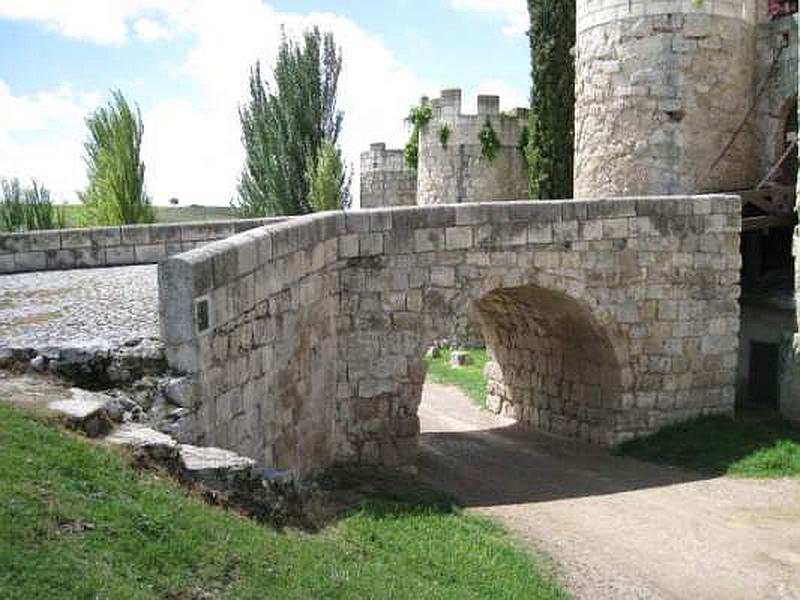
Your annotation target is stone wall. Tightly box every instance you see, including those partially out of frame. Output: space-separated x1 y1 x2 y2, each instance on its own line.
360 143 418 209
0 218 283 274
160 196 741 478
417 89 530 205
159 215 342 476
754 14 798 182
575 0 758 196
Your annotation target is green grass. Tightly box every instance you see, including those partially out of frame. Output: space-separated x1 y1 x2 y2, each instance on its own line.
0 403 566 599
425 347 490 408
619 415 800 478
59 204 235 227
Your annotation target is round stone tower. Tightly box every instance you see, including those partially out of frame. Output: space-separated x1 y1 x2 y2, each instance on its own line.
574 0 759 197
417 89 530 205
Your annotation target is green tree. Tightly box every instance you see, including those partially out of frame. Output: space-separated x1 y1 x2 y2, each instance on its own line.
306 142 350 211
526 0 575 199
0 178 63 232
80 91 154 225
236 28 344 217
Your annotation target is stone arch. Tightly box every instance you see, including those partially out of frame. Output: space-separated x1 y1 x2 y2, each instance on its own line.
474 285 623 443
405 273 626 449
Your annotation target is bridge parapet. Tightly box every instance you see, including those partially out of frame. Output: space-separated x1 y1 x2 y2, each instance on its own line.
0 217 285 274
159 196 741 478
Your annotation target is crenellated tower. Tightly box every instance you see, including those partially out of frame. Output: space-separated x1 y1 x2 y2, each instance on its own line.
416 89 530 205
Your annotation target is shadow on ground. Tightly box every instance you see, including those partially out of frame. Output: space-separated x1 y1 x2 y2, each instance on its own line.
416 423 709 508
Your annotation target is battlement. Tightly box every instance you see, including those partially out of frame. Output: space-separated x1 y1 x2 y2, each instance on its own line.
360 143 412 174
426 88 529 126
577 0 758 33
359 143 417 209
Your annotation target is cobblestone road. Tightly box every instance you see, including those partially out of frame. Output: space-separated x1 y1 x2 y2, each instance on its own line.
0 265 159 347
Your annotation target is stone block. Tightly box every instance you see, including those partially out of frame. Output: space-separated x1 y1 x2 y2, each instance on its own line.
121 225 151 245
135 243 167 264
149 225 182 244
60 229 93 249
28 231 62 251
415 228 445 252
13 251 46 272
106 245 136 266
46 249 76 270
89 227 122 247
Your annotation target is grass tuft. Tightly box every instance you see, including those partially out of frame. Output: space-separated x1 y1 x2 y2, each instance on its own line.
619 415 800 478
0 402 566 599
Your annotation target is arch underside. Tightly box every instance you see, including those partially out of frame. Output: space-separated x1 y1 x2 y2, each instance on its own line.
473 285 622 444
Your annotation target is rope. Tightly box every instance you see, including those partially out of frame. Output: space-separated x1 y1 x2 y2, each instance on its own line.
704 44 786 184
756 138 797 189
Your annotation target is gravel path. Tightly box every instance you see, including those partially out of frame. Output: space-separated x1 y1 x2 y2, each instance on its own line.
0 265 159 347
418 382 800 600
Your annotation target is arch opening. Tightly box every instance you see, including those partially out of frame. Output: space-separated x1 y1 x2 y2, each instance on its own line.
417 284 623 447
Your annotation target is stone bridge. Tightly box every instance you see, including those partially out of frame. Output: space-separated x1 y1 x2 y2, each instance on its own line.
159 196 741 477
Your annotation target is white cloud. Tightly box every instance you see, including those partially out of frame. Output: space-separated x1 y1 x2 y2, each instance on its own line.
133 17 172 42
0 1 528 206
450 0 528 36
0 81 97 200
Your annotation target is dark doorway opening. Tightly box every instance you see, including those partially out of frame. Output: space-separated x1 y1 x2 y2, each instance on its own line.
747 341 780 409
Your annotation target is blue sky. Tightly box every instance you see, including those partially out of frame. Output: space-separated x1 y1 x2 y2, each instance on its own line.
0 0 529 205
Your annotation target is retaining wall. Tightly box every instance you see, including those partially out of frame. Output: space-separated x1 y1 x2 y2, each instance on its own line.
0 218 285 274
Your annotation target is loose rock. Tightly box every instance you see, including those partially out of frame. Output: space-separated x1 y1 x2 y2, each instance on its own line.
48 389 113 438
106 424 179 461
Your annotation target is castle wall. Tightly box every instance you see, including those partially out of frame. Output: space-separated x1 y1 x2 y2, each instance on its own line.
417 89 530 205
754 14 798 182
359 143 418 209
575 0 758 196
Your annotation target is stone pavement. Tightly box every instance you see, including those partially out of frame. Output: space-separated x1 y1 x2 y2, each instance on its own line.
0 265 159 348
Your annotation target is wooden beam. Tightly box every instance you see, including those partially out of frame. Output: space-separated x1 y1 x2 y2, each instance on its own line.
741 215 796 232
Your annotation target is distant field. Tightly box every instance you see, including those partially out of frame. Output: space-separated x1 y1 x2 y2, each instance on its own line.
59 204 235 227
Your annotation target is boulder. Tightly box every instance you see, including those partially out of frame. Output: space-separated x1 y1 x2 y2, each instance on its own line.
178 445 256 490
163 376 195 408
106 424 179 461
449 350 473 367
48 389 113 437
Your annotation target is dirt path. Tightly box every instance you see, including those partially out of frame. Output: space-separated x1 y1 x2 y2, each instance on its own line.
418 382 800 600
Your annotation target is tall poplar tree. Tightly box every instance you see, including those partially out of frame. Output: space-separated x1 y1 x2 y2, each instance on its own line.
81 91 154 225
526 0 575 199
236 28 346 217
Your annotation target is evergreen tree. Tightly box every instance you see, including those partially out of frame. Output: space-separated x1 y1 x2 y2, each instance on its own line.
81 91 154 225
306 142 351 211
236 28 344 217
526 0 575 199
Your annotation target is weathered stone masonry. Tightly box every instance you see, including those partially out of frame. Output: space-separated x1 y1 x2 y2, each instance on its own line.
0 218 283 275
160 195 741 478
575 0 759 197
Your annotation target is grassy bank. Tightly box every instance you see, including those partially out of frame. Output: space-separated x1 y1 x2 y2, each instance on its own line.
58 204 234 227
0 403 566 599
619 415 800 478
425 347 490 408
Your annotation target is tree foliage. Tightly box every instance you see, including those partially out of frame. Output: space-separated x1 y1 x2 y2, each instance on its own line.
80 90 154 225
403 101 432 169
0 178 63 232
306 142 351 212
236 28 346 217
526 0 575 199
